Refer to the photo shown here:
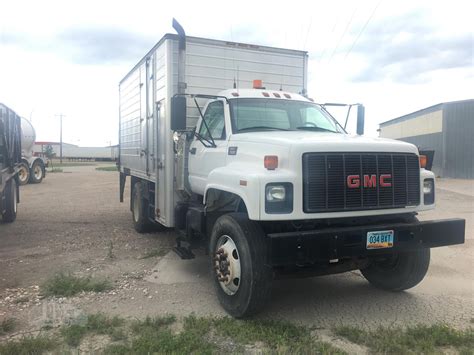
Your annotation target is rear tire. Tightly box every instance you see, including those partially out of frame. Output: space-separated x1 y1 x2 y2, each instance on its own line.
29 160 44 184
18 162 30 185
210 213 272 318
2 179 18 223
131 182 153 233
361 249 430 291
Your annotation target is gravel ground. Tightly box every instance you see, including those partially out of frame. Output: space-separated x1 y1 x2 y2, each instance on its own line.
0 165 472 336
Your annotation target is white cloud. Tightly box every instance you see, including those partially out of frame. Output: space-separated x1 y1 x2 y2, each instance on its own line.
1 0 472 145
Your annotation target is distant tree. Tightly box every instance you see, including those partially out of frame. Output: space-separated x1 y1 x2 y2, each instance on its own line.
44 144 55 168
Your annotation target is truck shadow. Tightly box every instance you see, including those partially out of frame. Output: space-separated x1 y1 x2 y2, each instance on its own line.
263 274 430 326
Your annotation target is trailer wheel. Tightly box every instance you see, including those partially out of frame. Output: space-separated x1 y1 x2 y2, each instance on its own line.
18 162 30 185
2 179 17 223
29 160 44 184
210 213 272 318
131 182 153 233
361 249 430 291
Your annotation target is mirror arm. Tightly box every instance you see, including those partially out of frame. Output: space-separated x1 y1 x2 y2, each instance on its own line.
193 97 216 148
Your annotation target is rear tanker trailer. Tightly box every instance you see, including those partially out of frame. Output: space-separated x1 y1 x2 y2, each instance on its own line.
18 117 46 185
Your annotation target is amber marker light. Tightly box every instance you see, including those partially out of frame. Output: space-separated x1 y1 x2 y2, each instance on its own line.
264 155 278 170
419 155 427 168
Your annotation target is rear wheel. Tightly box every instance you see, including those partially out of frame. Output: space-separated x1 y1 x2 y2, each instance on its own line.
131 182 153 233
2 179 17 223
361 249 430 291
210 213 272 318
29 160 44 184
18 162 30 185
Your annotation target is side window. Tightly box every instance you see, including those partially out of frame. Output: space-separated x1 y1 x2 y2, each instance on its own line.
199 101 226 140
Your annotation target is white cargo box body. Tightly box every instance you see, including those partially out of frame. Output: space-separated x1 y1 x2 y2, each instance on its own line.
119 34 308 227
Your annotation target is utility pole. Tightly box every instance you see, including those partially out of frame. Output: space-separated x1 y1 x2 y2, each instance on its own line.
56 114 65 164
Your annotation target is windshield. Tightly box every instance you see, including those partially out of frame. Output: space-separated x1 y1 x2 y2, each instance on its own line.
229 98 344 134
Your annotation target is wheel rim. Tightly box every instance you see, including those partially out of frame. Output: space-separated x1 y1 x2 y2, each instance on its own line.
133 192 140 222
18 166 28 183
34 165 42 179
214 235 241 295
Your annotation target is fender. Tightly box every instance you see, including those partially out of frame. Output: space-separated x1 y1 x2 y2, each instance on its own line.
204 166 261 220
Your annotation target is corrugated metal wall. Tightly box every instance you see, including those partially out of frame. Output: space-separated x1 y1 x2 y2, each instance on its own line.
443 100 474 179
380 100 474 179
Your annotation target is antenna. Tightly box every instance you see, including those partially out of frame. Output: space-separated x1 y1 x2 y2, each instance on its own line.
230 24 237 90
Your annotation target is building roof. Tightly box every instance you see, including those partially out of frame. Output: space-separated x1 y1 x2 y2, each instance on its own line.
380 99 474 127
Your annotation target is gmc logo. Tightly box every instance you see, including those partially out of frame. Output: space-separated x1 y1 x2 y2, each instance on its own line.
347 174 392 188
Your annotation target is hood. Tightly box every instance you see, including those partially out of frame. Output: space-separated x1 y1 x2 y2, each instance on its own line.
229 131 419 154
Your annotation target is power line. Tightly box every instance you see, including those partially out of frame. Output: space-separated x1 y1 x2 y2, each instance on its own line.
344 0 383 60
328 6 358 63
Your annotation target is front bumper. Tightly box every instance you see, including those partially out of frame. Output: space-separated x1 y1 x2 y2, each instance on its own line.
268 218 465 266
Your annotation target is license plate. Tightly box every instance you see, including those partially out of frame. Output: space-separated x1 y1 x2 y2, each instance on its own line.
366 230 394 249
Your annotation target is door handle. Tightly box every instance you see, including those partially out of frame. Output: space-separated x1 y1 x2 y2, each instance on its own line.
190 147 197 155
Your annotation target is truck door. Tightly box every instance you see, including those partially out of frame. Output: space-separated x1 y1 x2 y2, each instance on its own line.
188 100 228 195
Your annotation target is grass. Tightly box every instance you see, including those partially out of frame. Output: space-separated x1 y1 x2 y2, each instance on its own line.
139 248 168 259
0 336 57 355
41 273 112 297
61 313 125 346
334 324 474 354
0 318 16 335
49 162 97 167
96 166 118 172
214 317 344 354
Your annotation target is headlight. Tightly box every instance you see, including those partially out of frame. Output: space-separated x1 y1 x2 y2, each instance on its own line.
266 185 286 202
423 180 433 194
423 178 435 205
265 183 293 214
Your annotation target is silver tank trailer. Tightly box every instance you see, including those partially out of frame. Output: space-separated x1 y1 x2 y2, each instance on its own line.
18 117 46 185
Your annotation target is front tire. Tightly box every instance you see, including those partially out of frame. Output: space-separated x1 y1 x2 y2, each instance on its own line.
18 162 30 185
2 179 18 223
29 160 44 184
210 213 272 318
361 249 430 291
131 182 153 233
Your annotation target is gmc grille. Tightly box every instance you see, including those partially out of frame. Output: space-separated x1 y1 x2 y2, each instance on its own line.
303 153 420 213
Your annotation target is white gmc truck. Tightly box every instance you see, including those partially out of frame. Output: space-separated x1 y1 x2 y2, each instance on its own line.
118 20 465 317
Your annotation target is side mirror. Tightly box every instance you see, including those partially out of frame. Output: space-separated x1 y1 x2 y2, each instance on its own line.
171 96 187 131
356 104 365 135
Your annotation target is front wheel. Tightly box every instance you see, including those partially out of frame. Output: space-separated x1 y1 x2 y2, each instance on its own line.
210 213 272 318
29 160 44 184
361 249 430 291
2 179 18 223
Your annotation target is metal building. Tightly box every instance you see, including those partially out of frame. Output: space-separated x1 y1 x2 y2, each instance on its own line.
379 99 474 179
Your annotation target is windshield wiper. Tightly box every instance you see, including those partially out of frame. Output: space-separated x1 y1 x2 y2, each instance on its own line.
296 126 338 133
237 126 290 132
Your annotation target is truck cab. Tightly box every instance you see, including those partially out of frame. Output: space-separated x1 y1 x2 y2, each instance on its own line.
119 23 465 318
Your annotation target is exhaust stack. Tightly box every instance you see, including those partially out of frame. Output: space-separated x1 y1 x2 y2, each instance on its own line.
172 18 187 94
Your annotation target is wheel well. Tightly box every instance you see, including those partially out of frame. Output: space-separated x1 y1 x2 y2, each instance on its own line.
205 189 247 214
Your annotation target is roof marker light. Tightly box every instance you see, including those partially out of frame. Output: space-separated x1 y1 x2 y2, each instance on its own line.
262 92 270 97
273 92 281 98
231 92 239 97
253 79 263 89
284 93 291 99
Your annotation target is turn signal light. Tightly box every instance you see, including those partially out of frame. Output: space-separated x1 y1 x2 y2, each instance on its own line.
264 155 278 170
419 155 427 168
